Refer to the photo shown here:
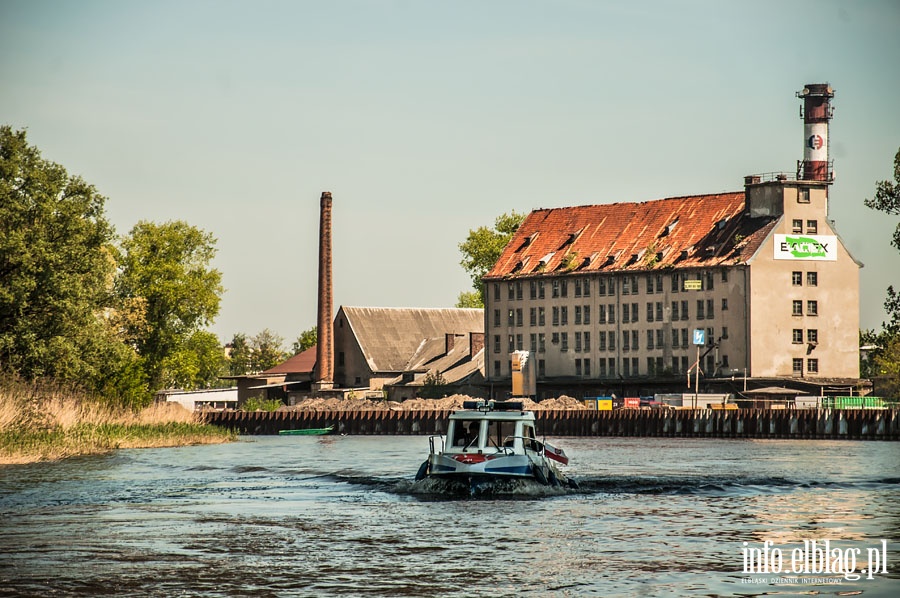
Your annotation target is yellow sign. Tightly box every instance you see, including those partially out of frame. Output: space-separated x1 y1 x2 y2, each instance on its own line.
683 279 702 290
597 399 613 411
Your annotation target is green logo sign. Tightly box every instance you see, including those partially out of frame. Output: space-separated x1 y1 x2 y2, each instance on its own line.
782 236 828 259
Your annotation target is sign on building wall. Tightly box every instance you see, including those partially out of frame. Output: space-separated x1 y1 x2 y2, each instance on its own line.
773 234 837 261
683 279 702 290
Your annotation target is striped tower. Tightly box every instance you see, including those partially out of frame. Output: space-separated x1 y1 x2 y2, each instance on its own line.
796 83 834 182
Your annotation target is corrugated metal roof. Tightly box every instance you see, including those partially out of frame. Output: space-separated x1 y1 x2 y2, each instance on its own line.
486 193 776 279
340 307 484 373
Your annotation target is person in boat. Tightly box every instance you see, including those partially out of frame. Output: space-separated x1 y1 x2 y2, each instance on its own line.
455 422 479 447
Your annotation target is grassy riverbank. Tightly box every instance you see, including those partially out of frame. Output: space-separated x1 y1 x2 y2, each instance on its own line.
0 378 235 465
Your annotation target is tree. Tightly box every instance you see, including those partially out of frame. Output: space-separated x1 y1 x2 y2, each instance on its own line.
457 211 525 306
227 333 253 376
292 326 317 355
862 147 900 396
0 125 145 400
250 328 287 372
116 221 224 391
158 330 226 390
455 291 483 308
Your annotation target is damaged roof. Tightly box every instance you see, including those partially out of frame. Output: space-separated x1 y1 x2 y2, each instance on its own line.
486 192 776 279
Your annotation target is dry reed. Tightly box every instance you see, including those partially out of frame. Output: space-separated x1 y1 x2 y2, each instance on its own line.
0 376 234 465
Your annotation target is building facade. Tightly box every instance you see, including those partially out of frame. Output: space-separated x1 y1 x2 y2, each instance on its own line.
482 177 860 396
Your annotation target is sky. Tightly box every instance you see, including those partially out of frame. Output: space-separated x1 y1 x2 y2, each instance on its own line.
2 0 899 347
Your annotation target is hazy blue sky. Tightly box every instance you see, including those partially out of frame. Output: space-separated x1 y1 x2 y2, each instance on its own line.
2 0 899 345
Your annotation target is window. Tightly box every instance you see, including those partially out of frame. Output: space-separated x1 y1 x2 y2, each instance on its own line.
516 308 523 327
623 331 630 351
721 355 729 368
806 220 818 234
530 307 537 327
705 271 714 290
539 307 545 326
584 332 590 352
530 333 537 352
538 359 546 377
529 281 537 299
792 300 803 316
807 300 818 316
552 332 559 345
722 326 729 339
599 304 607 324
632 330 639 351
632 357 639 376
807 358 818 373
793 358 803 375
508 335 514 352
575 279 582 297
552 306 560 326
538 333 546 353
647 275 655 294
646 302 654 322
672 357 680 374
561 306 568 325
706 299 714 319
508 282 515 300
792 219 803 233
623 359 630 377
706 327 714 346
575 332 582 352
807 272 818 287
681 356 688 374
656 302 663 322
575 305 582 325
681 329 688 347
493 335 500 353
516 282 523 300
697 299 705 320
672 272 681 293
516 334 523 351
608 358 616 377
672 328 680 348
647 357 656 375
493 283 500 301
656 329 664 349
722 269 729 283
647 330 654 350
672 301 679 321
575 359 582 376
793 329 803 343
493 360 501 376
807 329 818 344
623 303 630 322
681 300 689 320
609 331 616 350
631 302 639 323
599 331 607 351
608 304 616 324
722 298 728 311
538 281 545 299
599 358 607 377
560 281 568 298
598 277 607 296
584 358 591 376
622 277 630 295
584 305 591 325
552 280 560 298
561 333 568 352
493 309 501 327
792 271 803 286
583 278 591 297
798 187 810 203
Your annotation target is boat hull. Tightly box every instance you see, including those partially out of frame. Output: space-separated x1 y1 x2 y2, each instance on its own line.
278 426 333 436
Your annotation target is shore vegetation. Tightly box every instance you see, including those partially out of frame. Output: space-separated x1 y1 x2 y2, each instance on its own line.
0 377 234 466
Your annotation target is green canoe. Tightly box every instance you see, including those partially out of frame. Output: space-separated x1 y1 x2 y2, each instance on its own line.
278 425 334 436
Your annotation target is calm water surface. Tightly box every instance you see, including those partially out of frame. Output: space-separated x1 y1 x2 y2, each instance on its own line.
1 436 898 597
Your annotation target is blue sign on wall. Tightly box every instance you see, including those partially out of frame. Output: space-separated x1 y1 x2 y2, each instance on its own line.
693 329 706 346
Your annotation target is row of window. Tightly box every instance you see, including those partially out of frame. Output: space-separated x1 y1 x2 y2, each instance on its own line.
491 354 726 379
494 326 727 354
792 300 818 316
792 329 818 344
792 271 818 287
794 358 819 374
495 299 729 328
791 219 819 234
497 270 728 301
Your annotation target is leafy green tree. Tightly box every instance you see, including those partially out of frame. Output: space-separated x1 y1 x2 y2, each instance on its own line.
862 147 900 396
158 330 226 390
116 221 223 391
228 333 252 376
291 326 317 355
0 125 145 400
458 211 525 306
250 328 287 372
455 291 482 308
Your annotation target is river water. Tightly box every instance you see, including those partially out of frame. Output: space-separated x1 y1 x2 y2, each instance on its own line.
0 436 898 597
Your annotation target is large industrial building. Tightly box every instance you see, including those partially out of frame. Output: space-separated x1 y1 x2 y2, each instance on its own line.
483 84 861 398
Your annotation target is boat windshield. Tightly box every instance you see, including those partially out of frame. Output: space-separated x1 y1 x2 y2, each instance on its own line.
451 420 481 448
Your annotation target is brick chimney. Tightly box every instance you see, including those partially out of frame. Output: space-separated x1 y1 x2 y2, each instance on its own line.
315 192 334 389
469 332 485 357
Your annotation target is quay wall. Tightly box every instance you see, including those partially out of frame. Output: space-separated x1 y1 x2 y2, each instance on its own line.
203 409 900 440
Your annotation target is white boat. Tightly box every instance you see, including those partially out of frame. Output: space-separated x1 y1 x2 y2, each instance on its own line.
414 400 577 494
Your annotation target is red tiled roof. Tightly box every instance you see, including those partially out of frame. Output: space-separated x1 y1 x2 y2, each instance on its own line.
485 193 775 279
263 345 317 375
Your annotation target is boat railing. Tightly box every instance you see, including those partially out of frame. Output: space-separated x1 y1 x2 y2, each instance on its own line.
428 435 444 455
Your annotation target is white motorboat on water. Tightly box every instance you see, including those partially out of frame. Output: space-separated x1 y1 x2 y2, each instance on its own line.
415 400 577 494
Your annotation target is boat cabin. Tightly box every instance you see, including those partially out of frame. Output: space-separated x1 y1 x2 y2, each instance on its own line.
446 401 540 454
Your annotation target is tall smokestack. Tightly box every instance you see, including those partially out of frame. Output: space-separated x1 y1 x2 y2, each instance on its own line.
315 191 334 388
797 83 834 182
